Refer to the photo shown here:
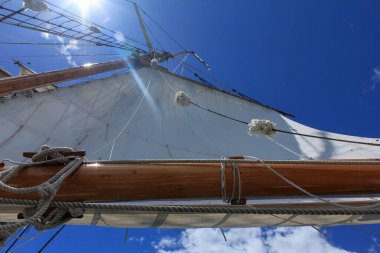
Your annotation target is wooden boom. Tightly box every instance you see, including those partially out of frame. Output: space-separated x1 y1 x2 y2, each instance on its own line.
0 51 180 96
1 161 380 202
0 59 128 96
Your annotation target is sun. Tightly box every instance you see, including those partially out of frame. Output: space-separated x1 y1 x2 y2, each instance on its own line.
68 0 101 16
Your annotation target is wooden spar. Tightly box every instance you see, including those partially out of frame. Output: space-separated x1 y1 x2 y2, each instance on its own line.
0 51 188 96
1 161 380 202
134 3 154 53
0 59 129 96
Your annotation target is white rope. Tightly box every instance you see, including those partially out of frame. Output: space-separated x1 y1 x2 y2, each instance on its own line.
108 72 153 159
244 156 380 210
248 119 276 136
157 69 194 108
8 231 46 253
87 72 153 159
157 69 177 93
172 54 189 74
265 136 311 160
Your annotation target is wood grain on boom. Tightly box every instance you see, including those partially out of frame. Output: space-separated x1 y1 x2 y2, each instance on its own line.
1 161 380 202
0 60 128 96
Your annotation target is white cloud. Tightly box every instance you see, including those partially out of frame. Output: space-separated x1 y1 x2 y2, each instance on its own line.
368 237 380 253
154 236 178 250
57 38 79 67
39 30 80 66
40 24 51 39
114 31 126 43
129 236 145 245
370 67 380 90
41 32 50 39
153 227 353 253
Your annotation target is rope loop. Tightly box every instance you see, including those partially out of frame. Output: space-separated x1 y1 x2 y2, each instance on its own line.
220 158 242 203
0 146 83 237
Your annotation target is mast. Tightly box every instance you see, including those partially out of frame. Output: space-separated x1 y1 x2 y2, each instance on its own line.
134 3 154 53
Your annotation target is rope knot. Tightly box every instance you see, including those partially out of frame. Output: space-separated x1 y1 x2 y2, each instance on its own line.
175 91 192 106
32 146 74 163
248 119 276 136
38 183 56 199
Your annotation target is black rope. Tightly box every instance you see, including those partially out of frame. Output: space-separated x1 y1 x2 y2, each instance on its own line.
276 129 380 147
194 73 218 89
173 57 295 117
124 228 129 244
37 225 65 253
191 102 248 124
4 225 31 253
136 5 187 51
190 102 380 147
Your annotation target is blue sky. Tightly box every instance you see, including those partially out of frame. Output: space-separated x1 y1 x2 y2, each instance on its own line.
1 0 380 252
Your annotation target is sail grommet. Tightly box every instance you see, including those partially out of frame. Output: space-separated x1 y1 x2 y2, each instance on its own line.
175 91 192 106
150 58 160 68
248 119 276 136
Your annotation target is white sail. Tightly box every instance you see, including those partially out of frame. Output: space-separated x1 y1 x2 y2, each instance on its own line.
0 67 378 162
0 66 379 228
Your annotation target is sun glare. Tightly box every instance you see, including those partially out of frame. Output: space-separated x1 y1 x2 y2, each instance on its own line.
68 0 101 16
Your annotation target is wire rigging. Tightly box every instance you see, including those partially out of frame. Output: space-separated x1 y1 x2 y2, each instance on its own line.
37 225 65 253
124 0 187 51
0 41 105 46
0 0 144 53
4 225 30 253
44 0 159 51
2 53 125 58
157 68 380 147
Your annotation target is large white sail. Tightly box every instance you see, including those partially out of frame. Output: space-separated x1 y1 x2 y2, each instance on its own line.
1 66 379 228
0 67 379 162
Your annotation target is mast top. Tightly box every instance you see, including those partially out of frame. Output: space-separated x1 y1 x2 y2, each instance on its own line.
134 3 154 53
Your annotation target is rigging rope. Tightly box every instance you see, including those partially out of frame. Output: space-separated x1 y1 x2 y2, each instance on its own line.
0 0 144 52
243 156 380 210
131 2 187 51
37 225 65 253
7 230 46 253
108 71 153 159
156 68 380 147
0 146 83 239
3 53 125 58
86 71 153 159
3 225 30 251
2 197 380 216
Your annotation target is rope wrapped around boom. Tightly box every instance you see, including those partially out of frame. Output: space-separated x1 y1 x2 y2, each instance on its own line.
0 146 84 242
